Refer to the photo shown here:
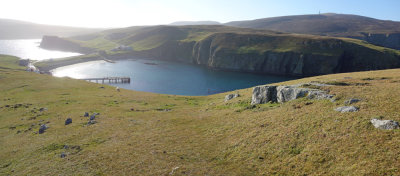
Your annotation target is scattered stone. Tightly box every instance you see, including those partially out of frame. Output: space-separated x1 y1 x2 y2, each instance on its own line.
306 90 334 100
90 114 96 121
370 119 399 130
130 108 135 111
99 86 105 89
65 118 72 125
344 98 361 105
16 130 21 134
258 156 264 160
39 107 48 112
87 120 97 125
84 112 89 117
116 87 120 92
64 145 69 149
334 106 359 113
60 152 66 158
251 86 277 105
38 124 48 134
156 109 172 112
225 93 240 102
169 167 180 175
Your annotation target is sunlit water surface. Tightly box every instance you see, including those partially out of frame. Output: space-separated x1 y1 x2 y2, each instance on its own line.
52 59 296 95
0 39 81 60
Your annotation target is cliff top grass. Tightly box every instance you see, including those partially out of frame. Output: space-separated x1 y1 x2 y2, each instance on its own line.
1 55 400 175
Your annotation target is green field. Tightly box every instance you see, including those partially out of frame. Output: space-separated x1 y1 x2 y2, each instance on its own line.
1 55 400 175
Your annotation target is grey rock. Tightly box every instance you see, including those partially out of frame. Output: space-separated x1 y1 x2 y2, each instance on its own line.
225 93 240 102
87 120 97 125
38 124 48 134
344 98 361 105
90 114 96 121
335 106 359 113
39 107 48 112
306 90 334 100
370 119 400 130
84 112 89 117
60 152 66 158
65 118 72 125
276 86 310 103
251 86 277 105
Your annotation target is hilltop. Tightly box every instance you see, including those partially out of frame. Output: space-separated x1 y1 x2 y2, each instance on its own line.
225 13 400 50
0 18 104 39
2 55 400 175
36 25 400 76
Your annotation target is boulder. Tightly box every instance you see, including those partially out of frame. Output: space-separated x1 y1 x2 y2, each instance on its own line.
370 119 399 130
65 118 72 125
60 152 66 158
225 93 240 102
335 106 359 113
90 114 96 121
87 120 97 125
38 124 48 134
276 86 310 103
251 86 277 105
306 90 334 100
344 98 361 105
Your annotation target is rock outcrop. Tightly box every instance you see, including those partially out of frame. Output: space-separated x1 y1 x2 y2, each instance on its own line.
251 86 277 105
251 84 333 105
335 106 359 113
225 93 240 102
370 119 399 130
344 98 361 105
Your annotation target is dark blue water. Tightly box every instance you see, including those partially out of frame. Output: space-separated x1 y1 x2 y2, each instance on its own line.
52 59 296 96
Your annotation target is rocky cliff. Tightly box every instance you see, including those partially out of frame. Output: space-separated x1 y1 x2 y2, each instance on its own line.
141 32 400 76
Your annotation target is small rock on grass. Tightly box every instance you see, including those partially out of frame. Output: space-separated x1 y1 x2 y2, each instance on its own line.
38 124 48 134
65 118 72 125
344 98 360 105
225 93 240 102
335 106 359 113
370 119 399 130
84 112 89 117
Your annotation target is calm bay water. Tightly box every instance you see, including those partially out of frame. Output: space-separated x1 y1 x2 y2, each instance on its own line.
0 39 296 95
52 59 296 95
0 39 81 60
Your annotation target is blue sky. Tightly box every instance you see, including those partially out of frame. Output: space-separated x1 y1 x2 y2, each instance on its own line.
1 0 399 27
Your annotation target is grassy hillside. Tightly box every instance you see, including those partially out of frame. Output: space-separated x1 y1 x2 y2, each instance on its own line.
2 55 400 175
225 13 400 37
0 18 104 39
225 13 400 50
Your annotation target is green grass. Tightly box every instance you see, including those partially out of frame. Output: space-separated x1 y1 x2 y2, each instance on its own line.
1 55 400 175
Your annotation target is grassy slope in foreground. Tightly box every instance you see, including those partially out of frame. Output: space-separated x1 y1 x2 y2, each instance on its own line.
1 55 400 175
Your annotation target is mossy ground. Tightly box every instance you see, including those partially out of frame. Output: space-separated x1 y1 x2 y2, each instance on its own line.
1 55 400 175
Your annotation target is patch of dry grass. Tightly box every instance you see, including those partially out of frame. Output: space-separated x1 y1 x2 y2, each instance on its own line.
1 55 400 175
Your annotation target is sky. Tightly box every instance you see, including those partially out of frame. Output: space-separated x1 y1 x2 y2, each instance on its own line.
1 0 399 28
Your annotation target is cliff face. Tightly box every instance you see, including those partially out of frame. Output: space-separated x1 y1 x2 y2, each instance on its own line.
40 36 94 54
146 33 400 76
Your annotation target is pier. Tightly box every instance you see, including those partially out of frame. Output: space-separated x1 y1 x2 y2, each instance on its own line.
80 77 131 84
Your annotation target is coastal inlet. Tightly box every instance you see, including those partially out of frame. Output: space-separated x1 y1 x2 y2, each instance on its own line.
51 59 296 96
